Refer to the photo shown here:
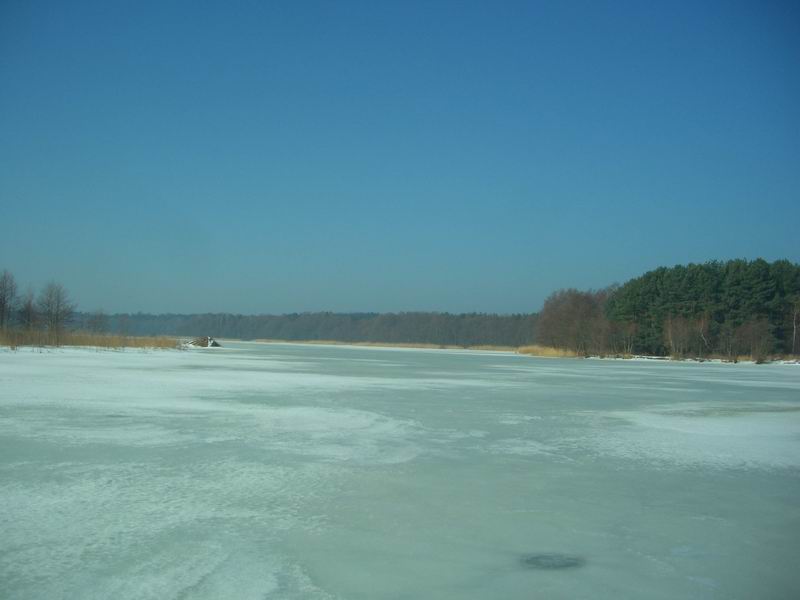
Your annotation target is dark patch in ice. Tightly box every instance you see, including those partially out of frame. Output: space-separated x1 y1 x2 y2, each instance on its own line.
520 553 585 570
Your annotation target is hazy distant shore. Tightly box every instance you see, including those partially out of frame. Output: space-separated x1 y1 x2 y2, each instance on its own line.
250 339 519 352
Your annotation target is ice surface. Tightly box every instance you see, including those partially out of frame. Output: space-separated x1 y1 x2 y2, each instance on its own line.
1 343 799 599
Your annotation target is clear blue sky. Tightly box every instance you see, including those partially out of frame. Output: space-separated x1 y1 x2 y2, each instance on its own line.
1 1 798 314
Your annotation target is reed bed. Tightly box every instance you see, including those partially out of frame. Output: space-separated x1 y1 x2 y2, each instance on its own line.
63 332 178 349
517 344 579 358
0 330 178 350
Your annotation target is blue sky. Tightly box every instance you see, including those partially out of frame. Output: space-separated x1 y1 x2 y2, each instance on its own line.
1 1 798 314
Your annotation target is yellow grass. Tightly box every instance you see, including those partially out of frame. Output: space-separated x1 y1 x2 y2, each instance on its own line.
467 344 518 352
516 344 579 358
63 332 178 349
0 330 178 350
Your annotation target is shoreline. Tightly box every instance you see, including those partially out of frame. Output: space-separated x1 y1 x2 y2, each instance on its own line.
3 336 797 365
246 339 519 352
234 339 800 365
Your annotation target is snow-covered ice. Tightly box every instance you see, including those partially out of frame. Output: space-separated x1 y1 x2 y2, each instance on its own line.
1 343 799 599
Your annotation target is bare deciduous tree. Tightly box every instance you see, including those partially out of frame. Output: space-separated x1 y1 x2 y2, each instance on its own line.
0 270 17 329
18 288 37 331
695 314 712 355
87 309 108 334
791 296 799 356
664 316 693 358
37 282 75 345
608 320 637 356
718 322 736 360
536 288 611 355
734 318 774 363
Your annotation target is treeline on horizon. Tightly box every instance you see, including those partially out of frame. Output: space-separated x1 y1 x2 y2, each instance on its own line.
1 258 798 358
536 259 799 361
0 268 536 347
0 275 75 346
0 274 177 349
79 311 539 348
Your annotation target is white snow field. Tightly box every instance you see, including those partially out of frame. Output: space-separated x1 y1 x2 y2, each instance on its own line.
1 342 799 599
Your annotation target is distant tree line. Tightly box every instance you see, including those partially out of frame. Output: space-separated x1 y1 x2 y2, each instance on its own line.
74 311 539 347
536 259 800 361
0 270 76 346
4 258 799 358
1 267 537 348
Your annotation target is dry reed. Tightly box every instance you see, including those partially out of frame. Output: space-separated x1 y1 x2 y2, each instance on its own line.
0 330 178 350
516 344 579 358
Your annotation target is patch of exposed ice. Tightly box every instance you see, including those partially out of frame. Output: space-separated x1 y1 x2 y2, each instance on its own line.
485 438 558 457
575 403 800 470
245 406 424 465
498 414 543 425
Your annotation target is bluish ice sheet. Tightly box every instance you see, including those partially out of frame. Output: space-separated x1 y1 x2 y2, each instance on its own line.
1 343 798 599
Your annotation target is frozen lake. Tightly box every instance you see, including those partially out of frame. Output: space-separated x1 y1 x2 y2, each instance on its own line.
1 342 799 599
